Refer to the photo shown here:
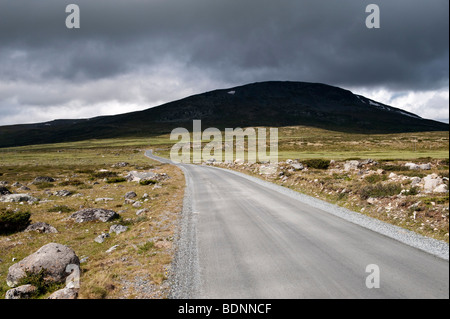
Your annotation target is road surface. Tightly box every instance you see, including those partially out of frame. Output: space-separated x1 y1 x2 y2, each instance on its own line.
146 151 449 299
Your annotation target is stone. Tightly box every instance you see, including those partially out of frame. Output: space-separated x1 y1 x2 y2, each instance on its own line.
126 171 157 182
69 208 118 223
405 162 420 170
94 233 110 243
95 197 114 202
433 184 449 193
136 208 148 216
32 176 55 184
422 174 444 193
0 186 11 195
47 287 78 299
0 194 39 203
7 243 80 287
106 245 119 253
410 176 422 186
24 222 58 234
343 160 361 171
291 163 304 171
5 284 37 299
367 197 377 205
109 224 128 235
53 190 72 197
419 163 431 170
132 201 142 208
111 162 129 168
125 191 137 199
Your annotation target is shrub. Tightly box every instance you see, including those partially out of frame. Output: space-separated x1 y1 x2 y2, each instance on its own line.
18 269 64 297
139 179 157 186
92 171 118 179
105 177 127 184
35 182 54 190
304 159 330 170
360 183 402 199
59 179 84 187
364 174 387 184
0 210 31 234
47 205 74 213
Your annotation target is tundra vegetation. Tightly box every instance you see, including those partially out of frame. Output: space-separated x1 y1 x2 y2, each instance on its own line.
0 141 185 299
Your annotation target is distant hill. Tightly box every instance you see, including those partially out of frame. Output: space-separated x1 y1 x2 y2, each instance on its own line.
0 81 448 148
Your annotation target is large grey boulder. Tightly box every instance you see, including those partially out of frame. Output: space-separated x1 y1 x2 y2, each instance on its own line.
422 174 445 193
5 284 37 299
24 222 58 234
344 160 361 171
47 287 78 299
126 171 157 182
7 243 80 288
69 208 118 223
0 194 39 203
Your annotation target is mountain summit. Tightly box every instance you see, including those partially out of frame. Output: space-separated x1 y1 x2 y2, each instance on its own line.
0 81 447 147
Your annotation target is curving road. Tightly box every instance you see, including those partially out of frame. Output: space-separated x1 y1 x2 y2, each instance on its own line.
146 151 449 299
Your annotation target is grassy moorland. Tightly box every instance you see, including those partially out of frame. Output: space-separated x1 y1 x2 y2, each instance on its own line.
0 142 185 299
153 126 449 242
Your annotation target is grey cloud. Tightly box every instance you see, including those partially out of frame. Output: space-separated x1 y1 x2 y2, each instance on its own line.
0 0 448 124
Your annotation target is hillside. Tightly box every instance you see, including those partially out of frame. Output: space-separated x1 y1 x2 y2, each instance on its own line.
0 81 447 148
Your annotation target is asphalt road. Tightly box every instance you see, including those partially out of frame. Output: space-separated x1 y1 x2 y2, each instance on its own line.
146 151 449 299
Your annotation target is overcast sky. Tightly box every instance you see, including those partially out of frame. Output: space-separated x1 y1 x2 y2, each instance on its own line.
0 0 448 125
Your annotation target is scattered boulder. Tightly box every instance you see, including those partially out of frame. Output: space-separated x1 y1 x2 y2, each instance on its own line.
24 222 58 234
132 201 142 208
0 186 11 195
109 224 128 235
95 197 114 202
7 243 80 288
111 162 129 168
136 208 148 216
125 191 137 199
94 233 110 243
47 287 78 299
344 160 361 171
53 190 72 197
32 176 55 184
405 162 432 170
5 284 37 299
106 245 119 253
291 163 304 171
0 194 39 203
69 208 118 223
126 171 157 182
259 165 277 175
433 184 449 193
422 174 445 193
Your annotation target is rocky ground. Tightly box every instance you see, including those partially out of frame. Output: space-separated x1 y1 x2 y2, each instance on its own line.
0 150 185 299
205 157 449 242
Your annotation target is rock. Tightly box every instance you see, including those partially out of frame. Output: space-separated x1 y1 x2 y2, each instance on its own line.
106 245 119 253
405 162 420 170
361 159 377 165
234 159 245 165
47 287 78 299
388 172 398 179
69 208 118 223
95 197 114 202
136 208 148 216
32 176 55 184
132 201 142 208
410 176 422 186
291 163 304 171
24 222 58 234
367 197 378 205
109 224 128 235
422 174 444 193
53 190 72 197
344 160 361 171
0 186 11 195
94 233 110 243
7 243 80 287
419 163 432 170
433 184 449 193
0 194 39 203
5 284 37 299
111 162 129 168
259 165 277 175
126 171 157 182
124 198 136 205
125 191 137 199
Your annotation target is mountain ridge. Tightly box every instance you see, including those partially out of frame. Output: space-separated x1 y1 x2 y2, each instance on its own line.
0 81 447 148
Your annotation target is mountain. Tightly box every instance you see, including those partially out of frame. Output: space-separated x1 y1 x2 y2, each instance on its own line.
0 81 447 148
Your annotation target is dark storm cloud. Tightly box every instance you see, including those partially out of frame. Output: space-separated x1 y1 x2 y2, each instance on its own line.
0 0 448 124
